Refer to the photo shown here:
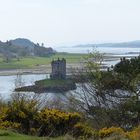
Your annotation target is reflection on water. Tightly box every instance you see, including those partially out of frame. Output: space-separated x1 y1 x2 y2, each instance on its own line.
0 74 46 99
0 74 70 100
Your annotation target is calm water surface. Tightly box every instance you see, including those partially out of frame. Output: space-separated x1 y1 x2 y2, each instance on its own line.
0 74 69 100
0 74 46 99
55 46 140 54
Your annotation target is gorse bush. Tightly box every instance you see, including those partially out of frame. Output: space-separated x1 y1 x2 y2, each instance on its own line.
126 126 140 140
5 94 39 134
98 127 125 138
97 126 140 140
0 103 20 130
37 108 81 136
0 94 84 137
0 121 20 130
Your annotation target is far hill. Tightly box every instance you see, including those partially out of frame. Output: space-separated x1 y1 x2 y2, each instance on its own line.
0 38 56 62
73 40 140 48
10 38 35 48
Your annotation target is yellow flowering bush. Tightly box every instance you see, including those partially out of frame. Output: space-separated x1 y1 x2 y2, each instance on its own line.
126 126 140 140
5 95 39 134
37 108 81 136
0 121 20 129
98 127 125 138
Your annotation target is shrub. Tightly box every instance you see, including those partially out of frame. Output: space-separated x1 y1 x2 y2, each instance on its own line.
72 123 96 138
37 108 81 137
0 106 8 123
0 121 20 130
0 106 20 130
5 94 39 134
126 126 140 140
98 127 125 138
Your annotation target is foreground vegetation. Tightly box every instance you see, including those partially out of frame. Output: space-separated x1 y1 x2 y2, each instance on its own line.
0 93 140 140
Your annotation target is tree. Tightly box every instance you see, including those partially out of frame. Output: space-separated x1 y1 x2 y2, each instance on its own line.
113 56 140 127
68 51 140 129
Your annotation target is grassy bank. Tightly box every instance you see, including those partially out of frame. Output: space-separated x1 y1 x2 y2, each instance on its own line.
0 53 87 69
0 129 135 140
0 130 64 140
35 79 74 86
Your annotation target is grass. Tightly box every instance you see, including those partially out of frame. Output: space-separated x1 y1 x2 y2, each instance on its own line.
0 130 43 140
0 130 66 140
35 79 74 87
0 53 87 69
0 130 131 140
0 130 75 140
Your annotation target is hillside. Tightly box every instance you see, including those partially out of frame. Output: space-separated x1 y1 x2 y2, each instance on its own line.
0 38 55 62
10 38 35 48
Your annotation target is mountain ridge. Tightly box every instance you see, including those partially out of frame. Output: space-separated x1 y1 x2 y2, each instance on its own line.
72 40 140 48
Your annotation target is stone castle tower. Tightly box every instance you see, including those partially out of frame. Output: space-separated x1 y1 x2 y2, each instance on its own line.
50 58 66 79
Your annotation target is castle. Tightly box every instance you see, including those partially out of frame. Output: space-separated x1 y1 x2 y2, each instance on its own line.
50 58 66 79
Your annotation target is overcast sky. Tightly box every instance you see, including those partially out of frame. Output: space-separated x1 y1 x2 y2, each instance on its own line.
0 0 140 47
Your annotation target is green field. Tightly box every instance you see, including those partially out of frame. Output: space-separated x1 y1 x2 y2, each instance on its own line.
0 53 87 69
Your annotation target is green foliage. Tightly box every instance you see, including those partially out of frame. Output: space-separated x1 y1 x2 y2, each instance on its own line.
114 56 140 91
114 56 140 77
112 56 140 128
71 51 140 130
